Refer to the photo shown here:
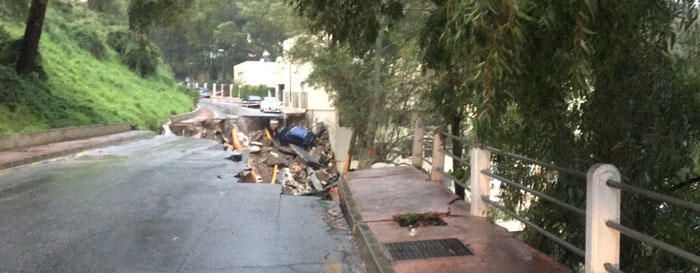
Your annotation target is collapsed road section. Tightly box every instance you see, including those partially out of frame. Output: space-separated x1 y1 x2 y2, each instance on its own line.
169 107 340 198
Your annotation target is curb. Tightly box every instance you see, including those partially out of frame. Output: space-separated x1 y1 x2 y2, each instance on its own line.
0 123 132 151
170 106 203 123
338 175 395 273
0 131 155 170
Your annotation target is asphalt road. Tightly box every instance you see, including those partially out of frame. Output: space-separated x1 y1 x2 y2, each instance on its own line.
199 98 284 118
0 136 364 273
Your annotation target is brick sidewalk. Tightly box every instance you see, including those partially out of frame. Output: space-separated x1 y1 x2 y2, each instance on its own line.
340 166 572 273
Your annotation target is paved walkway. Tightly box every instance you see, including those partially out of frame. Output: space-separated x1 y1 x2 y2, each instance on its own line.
0 130 154 170
342 166 571 273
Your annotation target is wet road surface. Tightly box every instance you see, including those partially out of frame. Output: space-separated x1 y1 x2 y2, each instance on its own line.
0 136 364 273
198 98 283 118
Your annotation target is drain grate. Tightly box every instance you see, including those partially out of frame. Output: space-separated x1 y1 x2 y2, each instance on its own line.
385 238 473 261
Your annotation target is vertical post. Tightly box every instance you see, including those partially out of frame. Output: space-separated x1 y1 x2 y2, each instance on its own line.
195 82 199 89
585 164 621 273
411 113 424 168
469 147 491 217
213 83 217 97
230 84 234 97
430 131 445 182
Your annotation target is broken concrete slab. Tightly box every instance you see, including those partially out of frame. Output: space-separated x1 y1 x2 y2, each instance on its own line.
308 167 324 190
290 144 323 169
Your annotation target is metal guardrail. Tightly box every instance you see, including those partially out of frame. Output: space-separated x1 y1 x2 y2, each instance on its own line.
606 220 700 265
410 127 700 273
482 170 586 216
606 180 700 213
482 196 586 257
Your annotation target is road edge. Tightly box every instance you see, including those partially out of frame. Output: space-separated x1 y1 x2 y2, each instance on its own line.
338 174 395 273
0 131 156 170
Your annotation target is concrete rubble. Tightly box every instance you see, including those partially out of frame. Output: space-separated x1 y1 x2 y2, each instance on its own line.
169 110 340 197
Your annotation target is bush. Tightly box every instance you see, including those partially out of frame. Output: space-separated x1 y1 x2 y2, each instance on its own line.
65 21 107 59
106 29 129 54
106 29 160 76
238 84 269 98
0 27 18 66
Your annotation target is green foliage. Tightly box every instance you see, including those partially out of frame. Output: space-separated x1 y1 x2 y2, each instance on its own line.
127 0 192 34
123 39 161 77
286 0 700 272
0 1 194 134
0 0 30 20
287 0 404 55
398 213 418 225
106 28 161 76
147 0 301 81
237 84 268 98
87 0 127 16
64 20 107 59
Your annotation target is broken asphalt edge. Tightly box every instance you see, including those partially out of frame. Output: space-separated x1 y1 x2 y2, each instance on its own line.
0 131 156 171
338 175 395 273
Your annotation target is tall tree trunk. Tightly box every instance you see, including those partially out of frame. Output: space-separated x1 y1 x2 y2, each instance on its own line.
16 0 49 74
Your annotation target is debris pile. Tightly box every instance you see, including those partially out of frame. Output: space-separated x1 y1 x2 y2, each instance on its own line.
169 109 340 197
242 121 340 197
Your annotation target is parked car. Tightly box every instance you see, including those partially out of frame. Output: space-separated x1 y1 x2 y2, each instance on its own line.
242 95 262 108
260 97 282 113
199 87 211 98
279 126 317 148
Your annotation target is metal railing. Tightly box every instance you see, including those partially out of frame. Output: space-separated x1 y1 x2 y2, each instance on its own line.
409 126 700 273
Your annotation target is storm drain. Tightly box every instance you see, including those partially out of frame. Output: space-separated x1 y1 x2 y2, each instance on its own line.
385 238 473 261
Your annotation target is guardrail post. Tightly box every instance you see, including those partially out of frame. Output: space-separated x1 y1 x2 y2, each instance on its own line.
213 83 218 96
411 113 423 168
586 164 621 273
430 130 445 182
469 147 491 217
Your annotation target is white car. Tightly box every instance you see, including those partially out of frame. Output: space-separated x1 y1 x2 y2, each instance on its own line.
260 97 282 113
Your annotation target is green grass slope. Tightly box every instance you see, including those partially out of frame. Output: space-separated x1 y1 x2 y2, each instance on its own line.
0 2 196 135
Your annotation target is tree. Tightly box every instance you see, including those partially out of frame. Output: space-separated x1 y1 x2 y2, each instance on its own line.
87 0 126 16
288 0 700 271
15 0 48 74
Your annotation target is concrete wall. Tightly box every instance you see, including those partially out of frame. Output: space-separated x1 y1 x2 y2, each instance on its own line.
0 123 131 151
233 61 279 87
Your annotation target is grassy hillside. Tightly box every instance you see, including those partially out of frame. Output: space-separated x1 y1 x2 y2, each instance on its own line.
0 2 196 135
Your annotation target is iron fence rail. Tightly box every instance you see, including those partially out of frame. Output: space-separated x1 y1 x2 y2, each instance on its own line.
442 132 471 147
482 145 587 178
444 172 470 191
605 220 700 265
606 180 700 213
481 170 586 216
413 129 700 272
444 149 469 166
481 196 586 257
